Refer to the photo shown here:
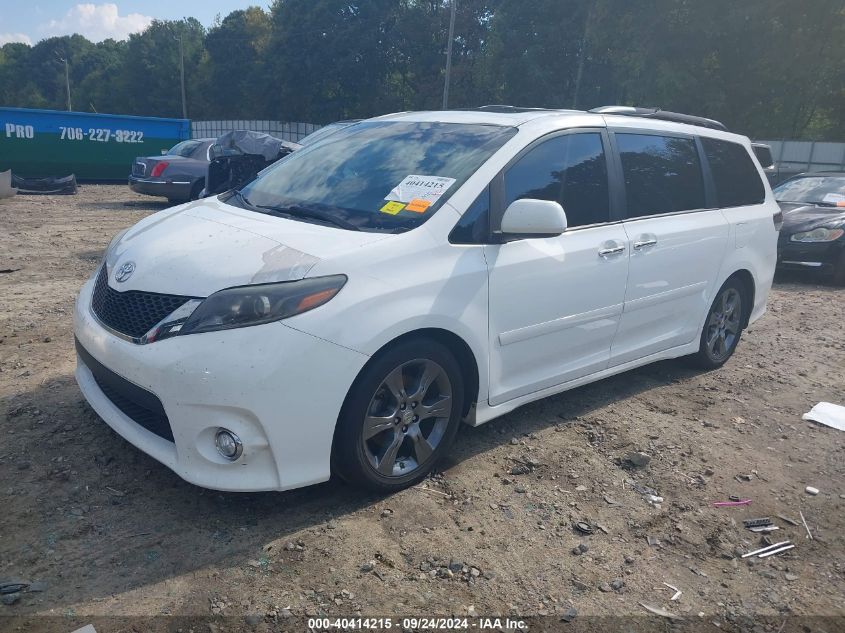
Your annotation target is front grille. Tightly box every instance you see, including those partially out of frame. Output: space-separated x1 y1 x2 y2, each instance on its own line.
75 338 174 442
132 161 146 176
91 265 194 339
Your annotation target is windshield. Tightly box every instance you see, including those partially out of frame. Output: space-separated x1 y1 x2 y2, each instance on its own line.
298 121 357 147
774 175 845 206
231 121 517 233
167 140 203 157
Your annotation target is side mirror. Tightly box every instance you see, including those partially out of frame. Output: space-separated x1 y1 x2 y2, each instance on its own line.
500 198 568 236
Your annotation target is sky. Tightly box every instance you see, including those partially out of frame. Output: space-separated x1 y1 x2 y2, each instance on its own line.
0 1 267 46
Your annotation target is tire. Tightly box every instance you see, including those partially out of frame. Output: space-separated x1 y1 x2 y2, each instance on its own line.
827 252 845 286
332 338 465 493
687 278 746 370
189 180 205 201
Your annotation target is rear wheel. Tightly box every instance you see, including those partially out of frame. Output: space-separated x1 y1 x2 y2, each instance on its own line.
332 339 464 493
189 180 205 201
687 279 745 369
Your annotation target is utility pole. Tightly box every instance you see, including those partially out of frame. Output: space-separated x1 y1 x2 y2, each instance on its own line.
442 0 457 110
571 1 595 110
178 34 188 119
57 56 72 111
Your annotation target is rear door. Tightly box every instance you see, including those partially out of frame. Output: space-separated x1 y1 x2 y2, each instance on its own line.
609 131 730 365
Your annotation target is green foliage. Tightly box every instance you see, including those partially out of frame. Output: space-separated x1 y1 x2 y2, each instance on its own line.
0 1 842 139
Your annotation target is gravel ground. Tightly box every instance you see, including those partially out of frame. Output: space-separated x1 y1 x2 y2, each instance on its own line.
1 185 843 632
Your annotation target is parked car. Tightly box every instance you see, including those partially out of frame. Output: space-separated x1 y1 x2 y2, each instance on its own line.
129 138 214 203
75 106 778 493
752 142 779 185
774 172 845 284
204 130 299 197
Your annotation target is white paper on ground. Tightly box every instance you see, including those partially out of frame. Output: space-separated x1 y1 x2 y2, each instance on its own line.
802 402 845 431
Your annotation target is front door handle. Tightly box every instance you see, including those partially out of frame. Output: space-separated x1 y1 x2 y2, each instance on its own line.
633 238 658 250
598 244 626 257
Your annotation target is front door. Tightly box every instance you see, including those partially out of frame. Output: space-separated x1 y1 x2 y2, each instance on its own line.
485 130 629 406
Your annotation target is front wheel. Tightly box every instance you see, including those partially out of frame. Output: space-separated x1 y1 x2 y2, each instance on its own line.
332 339 464 493
687 279 745 370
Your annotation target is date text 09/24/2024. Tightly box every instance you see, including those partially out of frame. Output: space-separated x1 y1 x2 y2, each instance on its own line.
306 617 527 630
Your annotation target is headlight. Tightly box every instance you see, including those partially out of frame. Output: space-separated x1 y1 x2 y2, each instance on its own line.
177 275 347 336
790 227 844 242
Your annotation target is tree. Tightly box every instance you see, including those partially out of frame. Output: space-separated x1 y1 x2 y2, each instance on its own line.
203 7 273 118
121 18 206 118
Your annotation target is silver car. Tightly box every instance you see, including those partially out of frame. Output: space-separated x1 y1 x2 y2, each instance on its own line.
129 138 214 203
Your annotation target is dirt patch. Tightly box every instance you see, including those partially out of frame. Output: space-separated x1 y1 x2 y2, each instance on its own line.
1 186 843 630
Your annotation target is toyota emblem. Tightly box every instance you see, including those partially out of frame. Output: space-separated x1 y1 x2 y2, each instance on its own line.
114 261 136 283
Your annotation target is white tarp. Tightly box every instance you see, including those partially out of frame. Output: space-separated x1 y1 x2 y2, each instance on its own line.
802 402 845 431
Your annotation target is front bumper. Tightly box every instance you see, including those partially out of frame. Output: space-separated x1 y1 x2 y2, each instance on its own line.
74 277 369 491
128 175 192 201
777 236 845 275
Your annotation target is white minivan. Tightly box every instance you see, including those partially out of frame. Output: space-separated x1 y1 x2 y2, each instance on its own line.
74 106 779 493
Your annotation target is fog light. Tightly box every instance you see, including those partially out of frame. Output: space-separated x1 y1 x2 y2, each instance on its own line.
215 429 243 461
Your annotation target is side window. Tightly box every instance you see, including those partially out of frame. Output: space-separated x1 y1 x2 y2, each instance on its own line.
504 133 610 228
616 133 706 218
702 138 766 207
449 187 490 244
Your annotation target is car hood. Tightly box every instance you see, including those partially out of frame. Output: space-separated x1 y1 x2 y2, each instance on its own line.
778 201 845 234
104 196 390 297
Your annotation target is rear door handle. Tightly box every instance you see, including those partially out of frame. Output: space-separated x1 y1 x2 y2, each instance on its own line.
633 238 658 250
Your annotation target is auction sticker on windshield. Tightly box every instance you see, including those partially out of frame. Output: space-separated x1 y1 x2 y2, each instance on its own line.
385 175 456 205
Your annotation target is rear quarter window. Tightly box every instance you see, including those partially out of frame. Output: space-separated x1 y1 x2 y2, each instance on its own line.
702 138 766 207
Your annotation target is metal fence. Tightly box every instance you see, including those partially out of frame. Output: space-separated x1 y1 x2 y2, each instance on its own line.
191 120 321 143
757 140 845 173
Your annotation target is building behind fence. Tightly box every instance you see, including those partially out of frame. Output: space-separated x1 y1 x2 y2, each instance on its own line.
191 120 321 143
758 140 845 173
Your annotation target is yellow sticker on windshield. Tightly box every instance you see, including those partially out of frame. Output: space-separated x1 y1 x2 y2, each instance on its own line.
380 201 406 215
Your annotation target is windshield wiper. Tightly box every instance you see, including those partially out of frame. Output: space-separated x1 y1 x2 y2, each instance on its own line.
228 188 258 209
256 204 360 231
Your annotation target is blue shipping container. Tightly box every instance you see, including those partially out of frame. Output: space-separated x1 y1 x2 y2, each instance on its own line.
0 107 190 180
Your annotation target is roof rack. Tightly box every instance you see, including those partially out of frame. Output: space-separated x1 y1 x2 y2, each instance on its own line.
458 105 554 114
589 106 728 132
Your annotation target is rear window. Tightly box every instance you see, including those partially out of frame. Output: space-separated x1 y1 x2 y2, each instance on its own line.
168 140 202 157
617 133 706 218
703 138 766 207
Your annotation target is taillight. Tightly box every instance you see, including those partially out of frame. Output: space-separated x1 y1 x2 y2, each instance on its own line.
773 210 784 231
150 161 169 178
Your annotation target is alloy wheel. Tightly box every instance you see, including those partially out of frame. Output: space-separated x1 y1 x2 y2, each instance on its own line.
705 287 742 361
361 359 453 478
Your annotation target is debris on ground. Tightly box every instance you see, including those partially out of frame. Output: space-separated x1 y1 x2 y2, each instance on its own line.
713 498 752 507
639 603 682 620
662 582 682 601
802 402 845 431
